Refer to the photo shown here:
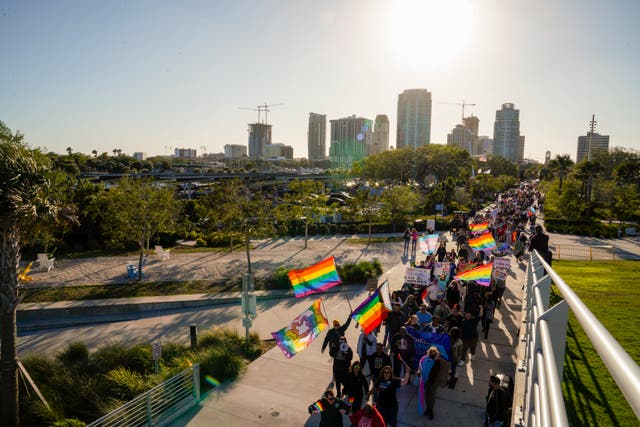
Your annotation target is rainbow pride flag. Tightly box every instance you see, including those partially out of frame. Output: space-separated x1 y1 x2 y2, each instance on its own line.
288 256 342 298
469 222 489 233
351 281 392 334
271 299 328 358
419 234 439 254
310 400 325 413
468 232 497 252
454 262 493 286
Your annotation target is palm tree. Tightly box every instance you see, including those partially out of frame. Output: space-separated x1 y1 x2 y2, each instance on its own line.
91 149 98 157
548 154 574 194
0 121 75 425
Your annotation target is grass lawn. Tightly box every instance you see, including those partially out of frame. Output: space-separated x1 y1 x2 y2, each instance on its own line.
347 236 403 244
21 280 232 303
552 260 640 427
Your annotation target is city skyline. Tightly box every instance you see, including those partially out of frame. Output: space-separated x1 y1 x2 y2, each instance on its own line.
1 0 639 163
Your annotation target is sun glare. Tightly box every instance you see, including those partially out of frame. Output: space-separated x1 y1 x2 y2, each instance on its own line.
387 0 473 68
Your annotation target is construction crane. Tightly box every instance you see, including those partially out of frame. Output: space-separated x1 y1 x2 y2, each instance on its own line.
238 102 284 124
440 99 476 122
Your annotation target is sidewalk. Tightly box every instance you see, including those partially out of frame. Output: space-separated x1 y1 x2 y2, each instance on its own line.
174 245 526 427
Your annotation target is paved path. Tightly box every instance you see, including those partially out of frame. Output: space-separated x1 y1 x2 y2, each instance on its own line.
25 235 403 288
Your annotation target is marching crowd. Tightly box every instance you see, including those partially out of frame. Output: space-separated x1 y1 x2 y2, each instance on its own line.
308 186 547 427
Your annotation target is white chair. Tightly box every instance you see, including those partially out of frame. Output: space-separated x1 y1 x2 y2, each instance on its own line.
155 245 170 261
37 253 55 272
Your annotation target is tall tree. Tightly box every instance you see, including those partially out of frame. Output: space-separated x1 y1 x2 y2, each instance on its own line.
0 121 74 426
380 185 419 232
348 187 382 242
547 154 574 194
277 180 328 248
98 177 177 279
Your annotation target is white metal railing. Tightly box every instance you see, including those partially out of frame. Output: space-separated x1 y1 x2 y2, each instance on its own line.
514 252 640 426
87 364 200 427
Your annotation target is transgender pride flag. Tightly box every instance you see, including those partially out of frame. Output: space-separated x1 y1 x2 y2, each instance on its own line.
419 234 439 254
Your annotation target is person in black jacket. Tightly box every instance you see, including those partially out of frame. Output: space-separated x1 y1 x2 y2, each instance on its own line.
528 225 549 259
308 389 351 427
485 375 506 426
322 316 352 357
342 361 369 412
371 366 401 427
332 337 353 396
367 343 392 381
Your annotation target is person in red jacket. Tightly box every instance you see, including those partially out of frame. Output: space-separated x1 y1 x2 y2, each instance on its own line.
349 402 386 427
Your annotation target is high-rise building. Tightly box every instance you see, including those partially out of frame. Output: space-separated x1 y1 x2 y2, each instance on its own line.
307 113 326 164
518 136 525 163
396 89 432 148
133 152 146 161
224 144 248 159
545 151 551 164
263 143 294 160
492 103 520 162
174 148 197 159
248 123 272 160
463 116 479 136
475 136 493 156
370 114 390 155
447 124 474 154
329 115 372 169
576 132 609 163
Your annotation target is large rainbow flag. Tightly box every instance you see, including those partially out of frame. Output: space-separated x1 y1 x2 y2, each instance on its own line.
454 262 493 286
288 256 342 298
469 222 489 233
468 232 497 252
351 281 392 334
419 234 439 254
271 299 328 358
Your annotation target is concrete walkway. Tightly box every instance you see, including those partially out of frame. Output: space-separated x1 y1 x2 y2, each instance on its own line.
173 247 527 427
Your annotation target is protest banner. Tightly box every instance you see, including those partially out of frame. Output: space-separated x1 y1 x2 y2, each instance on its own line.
404 266 430 286
493 256 511 270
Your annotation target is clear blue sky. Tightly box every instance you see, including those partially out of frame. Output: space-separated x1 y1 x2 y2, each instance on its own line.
1 0 639 162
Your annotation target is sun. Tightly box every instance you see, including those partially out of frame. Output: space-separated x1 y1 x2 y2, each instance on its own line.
386 0 474 68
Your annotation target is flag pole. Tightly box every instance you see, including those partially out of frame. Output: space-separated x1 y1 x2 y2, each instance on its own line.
341 282 354 312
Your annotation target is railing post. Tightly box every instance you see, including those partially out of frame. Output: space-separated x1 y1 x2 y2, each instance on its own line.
589 246 593 261
193 363 200 401
146 392 152 426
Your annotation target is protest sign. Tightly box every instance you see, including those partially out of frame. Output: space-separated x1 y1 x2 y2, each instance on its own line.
404 267 430 286
493 257 511 270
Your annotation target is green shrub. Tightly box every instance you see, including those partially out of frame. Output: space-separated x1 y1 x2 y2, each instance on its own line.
338 259 383 284
544 218 618 238
90 344 152 375
197 347 244 386
195 237 207 247
103 367 152 401
265 260 383 289
160 342 189 364
51 418 86 427
198 331 224 349
263 266 291 290
57 342 89 372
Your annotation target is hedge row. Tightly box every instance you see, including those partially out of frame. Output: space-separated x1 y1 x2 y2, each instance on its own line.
544 218 621 238
263 259 383 290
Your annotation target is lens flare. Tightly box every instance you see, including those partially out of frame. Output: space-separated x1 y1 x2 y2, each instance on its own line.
205 375 221 387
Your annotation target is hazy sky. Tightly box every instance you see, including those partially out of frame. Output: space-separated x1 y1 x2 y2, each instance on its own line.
1 0 639 162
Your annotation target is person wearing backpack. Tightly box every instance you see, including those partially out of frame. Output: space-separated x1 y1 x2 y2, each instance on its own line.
485 375 506 427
